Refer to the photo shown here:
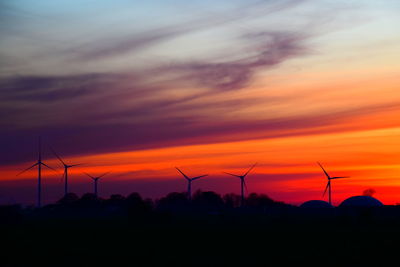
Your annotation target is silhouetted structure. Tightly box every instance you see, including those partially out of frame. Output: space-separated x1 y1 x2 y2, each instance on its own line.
51 147 83 196
176 167 208 201
224 163 257 207
318 162 349 205
16 137 56 207
84 172 109 197
340 195 383 208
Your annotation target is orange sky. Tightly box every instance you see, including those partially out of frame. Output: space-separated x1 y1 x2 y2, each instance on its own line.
3 70 400 206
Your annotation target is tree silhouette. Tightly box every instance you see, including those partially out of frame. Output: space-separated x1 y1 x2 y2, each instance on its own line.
107 194 125 205
223 193 242 209
57 192 79 205
80 193 98 203
156 192 190 213
246 193 274 207
192 190 224 213
126 192 152 215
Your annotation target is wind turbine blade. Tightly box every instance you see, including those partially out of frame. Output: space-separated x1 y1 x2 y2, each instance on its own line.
50 146 66 166
317 162 330 179
243 162 257 177
223 172 242 178
83 172 95 179
16 163 38 176
70 163 84 167
191 174 208 181
42 162 58 173
175 167 189 180
98 172 110 178
331 176 350 179
322 182 329 197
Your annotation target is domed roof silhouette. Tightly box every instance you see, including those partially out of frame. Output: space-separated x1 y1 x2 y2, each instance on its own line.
339 196 383 208
300 200 333 209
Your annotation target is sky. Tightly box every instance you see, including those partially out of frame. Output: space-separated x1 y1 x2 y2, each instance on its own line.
1 0 400 206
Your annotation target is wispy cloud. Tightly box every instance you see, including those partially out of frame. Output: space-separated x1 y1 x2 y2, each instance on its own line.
69 0 306 62
169 31 308 90
1 0 395 167
1 66 399 165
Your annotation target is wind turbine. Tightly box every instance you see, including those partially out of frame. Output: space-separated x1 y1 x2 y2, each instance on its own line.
175 167 208 201
84 172 109 197
16 137 57 208
318 162 349 206
224 163 257 207
51 147 83 196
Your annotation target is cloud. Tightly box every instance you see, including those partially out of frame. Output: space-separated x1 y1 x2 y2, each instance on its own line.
69 0 306 62
0 29 310 130
1 0 391 167
1 67 399 166
362 188 376 197
170 31 308 90
73 26 193 62
0 73 113 101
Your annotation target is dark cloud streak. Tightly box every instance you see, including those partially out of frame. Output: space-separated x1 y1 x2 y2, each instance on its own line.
0 74 398 165
170 31 308 90
0 0 376 167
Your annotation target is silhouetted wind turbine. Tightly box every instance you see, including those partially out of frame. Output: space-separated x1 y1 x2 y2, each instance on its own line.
224 163 257 207
16 137 57 208
175 167 208 201
51 147 83 196
84 172 109 197
318 162 349 206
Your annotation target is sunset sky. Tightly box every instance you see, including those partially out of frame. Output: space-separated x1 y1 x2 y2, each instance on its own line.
1 0 399 206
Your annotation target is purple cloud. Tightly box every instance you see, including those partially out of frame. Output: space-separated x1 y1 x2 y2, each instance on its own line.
0 0 381 168
170 31 308 90
0 69 398 167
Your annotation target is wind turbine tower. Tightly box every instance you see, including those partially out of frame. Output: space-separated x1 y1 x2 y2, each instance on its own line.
17 137 56 208
318 162 349 205
51 148 82 196
224 163 257 207
84 172 109 197
175 167 208 201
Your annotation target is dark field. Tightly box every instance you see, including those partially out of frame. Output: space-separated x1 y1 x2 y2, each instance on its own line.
2 210 400 267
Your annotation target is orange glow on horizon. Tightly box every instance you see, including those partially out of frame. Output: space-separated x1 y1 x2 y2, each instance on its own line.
3 124 399 205
1 61 399 206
